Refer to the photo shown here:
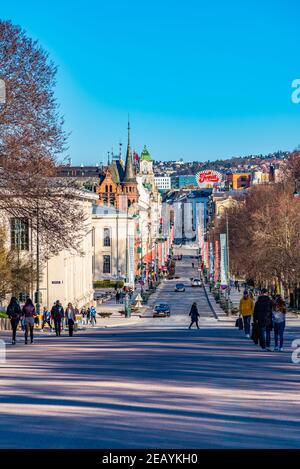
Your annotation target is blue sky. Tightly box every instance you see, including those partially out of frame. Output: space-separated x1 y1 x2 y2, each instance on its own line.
2 0 300 164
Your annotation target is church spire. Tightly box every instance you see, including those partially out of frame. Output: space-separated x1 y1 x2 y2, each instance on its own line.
123 118 135 182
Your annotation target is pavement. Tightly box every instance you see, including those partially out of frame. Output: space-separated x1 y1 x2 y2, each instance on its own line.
1 257 300 449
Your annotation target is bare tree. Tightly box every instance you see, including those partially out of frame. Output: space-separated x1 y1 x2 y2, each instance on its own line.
213 167 300 297
0 20 87 260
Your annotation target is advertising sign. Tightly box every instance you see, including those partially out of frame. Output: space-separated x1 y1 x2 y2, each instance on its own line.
196 170 223 189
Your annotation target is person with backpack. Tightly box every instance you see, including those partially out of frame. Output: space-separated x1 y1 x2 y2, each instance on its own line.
81 306 87 325
273 295 286 351
21 298 37 345
253 288 273 351
41 307 53 332
189 302 200 329
90 305 97 326
51 300 64 336
6 297 22 345
239 290 254 338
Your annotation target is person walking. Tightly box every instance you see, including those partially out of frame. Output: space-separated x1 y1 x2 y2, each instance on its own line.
86 307 91 324
253 288 273 351
51 300 64 336
6 296 22 345
90 305 97 326
116 291 120 304
21 298 36 344
239 290 254 338
81 306 87 325
189 302 200 329
65 303 76 337
41 306 53 332
273 295 286 351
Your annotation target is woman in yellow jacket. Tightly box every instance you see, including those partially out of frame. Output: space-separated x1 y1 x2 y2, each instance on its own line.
239 290 254 338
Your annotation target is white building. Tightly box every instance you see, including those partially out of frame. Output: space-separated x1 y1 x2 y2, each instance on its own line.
1 190 98 310
154 176 171 190
92 205 136 285
39 192 97 309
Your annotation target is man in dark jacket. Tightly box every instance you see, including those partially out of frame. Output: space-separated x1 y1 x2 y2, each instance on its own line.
7 297 22 345
189 302 200 329
51 300 64 336
253 288 273 351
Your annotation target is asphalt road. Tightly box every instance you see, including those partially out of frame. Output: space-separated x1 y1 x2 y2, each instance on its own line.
1 257 300 448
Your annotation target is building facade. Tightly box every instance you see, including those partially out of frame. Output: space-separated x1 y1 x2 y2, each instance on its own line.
154 176 171 190
92 205 136 285
1 191 98 310
96 123 139 211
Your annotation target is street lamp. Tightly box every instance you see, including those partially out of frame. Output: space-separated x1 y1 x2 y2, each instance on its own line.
226 211 232 315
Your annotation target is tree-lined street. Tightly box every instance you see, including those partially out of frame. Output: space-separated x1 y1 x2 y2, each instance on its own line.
1 258 300 449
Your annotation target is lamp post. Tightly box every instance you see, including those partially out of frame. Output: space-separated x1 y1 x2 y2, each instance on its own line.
35 203 41 316
125 203 129 283
116 206 119 279
226 211 231 314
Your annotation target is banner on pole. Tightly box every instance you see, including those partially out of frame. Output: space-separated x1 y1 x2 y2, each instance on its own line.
220 233 228 287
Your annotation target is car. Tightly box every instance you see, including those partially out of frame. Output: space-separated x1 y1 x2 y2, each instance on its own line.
174 283 185 292
191 278 202 287
153 303 171 318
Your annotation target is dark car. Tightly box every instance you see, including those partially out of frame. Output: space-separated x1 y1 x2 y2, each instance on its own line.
153 303 171 318
174 283 185 292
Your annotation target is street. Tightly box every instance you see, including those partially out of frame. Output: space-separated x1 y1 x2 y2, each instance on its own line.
1 258 300 448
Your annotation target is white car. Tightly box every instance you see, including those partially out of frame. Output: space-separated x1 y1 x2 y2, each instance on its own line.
191 278 202 287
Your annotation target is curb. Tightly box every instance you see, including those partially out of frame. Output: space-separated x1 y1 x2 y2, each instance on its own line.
202 281 219 320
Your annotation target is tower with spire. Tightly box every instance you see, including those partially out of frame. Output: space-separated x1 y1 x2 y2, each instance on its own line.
96 119 138 210
122 118 138 208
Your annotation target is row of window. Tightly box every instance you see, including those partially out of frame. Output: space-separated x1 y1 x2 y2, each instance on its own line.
9 218 112 274
10 218 29 251
104 185 136 193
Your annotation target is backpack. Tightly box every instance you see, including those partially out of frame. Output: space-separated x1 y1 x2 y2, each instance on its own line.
7 303 21 319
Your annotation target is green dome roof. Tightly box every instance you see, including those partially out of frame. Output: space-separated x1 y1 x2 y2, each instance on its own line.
140 145 152 161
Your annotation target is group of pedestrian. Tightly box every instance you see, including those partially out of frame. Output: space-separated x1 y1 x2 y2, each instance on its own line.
80 305 97 326
6 296 98 345
239 288 286 351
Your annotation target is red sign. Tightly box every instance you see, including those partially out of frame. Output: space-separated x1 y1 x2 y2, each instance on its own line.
196 170 223 188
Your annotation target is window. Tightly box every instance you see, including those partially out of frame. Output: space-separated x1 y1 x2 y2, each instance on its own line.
103 228 111 246
103 255 111 273
110 185 113 192
10 218 29 251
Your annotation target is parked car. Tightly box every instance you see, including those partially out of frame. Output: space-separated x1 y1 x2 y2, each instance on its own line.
174 283 185 292
153 303 171 318
191 278 202 287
